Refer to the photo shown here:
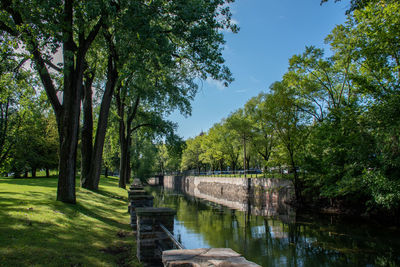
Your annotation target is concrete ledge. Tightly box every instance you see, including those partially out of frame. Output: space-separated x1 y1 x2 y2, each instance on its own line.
136 207 177 216
130 185 144 190
162 248 261 267
128 189 147 194
129 195 154 200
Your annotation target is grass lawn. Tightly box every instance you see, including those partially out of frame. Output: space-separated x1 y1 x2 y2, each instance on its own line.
0 175 141 267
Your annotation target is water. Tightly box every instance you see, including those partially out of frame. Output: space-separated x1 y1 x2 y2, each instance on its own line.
147 186 400 267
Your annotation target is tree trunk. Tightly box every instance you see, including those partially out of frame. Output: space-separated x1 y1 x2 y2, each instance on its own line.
105 167 108 178
125 125 132 184
24 171 28 178
126 149 131 184
119 140 128 188
116 85 129 188
46 168 50 178
118 122 128 188
57 101 81 203
31 168 36 178
119 129 132 187
55 0 84 204
88 54 118 190
80 72 94 188
243 136 247 178
289 153 302 204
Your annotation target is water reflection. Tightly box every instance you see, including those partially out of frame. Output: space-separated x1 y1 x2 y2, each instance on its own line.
149 186 400 267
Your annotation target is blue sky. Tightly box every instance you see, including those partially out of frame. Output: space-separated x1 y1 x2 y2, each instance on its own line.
169 0 350 139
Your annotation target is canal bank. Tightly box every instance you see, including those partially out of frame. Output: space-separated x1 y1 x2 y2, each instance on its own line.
149 175 295 218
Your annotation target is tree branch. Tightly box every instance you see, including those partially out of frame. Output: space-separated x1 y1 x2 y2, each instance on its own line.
128 96 140 125
3 4 62 115
129 123 156 135
81 16 103 54
44 59 63 73
30 41 62 116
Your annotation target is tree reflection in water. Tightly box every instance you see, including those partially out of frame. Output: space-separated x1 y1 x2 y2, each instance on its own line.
149 186 400 266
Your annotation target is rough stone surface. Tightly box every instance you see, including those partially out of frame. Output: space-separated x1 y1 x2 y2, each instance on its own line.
136 207 176 264
136 207 177 216
162 248 261 267
129 194 154 230
129 189 147 195
156 176 295 220
129 194 154 200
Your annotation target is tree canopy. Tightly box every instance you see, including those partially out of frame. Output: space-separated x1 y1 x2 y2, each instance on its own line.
0 0 238 202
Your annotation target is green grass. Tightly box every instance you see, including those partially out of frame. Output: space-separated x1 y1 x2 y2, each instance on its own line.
0 176 141 267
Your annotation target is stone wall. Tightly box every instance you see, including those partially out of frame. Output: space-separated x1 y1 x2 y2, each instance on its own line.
136 207 176 264
157 175 294 218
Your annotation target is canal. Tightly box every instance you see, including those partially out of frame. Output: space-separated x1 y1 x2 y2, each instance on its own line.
147 186 400 266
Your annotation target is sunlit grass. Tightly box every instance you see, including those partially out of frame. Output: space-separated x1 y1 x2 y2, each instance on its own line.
0 175 141 267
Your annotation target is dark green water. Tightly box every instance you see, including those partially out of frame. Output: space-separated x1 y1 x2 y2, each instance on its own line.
148 186 400 267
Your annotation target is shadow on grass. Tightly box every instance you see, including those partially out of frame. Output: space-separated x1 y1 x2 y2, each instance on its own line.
57 201 127 229
0 176 59 188
0 177 137 267
0 175 130 228
93 189 128 202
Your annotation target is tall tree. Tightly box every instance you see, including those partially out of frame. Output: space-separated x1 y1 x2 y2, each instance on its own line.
285 46 354 122
245 94 275 170
269 81 310 202
226 109 254 176
0 0 109 202
219 121 241 172
181 135 206 173
200 124 226 172
80 30 118 190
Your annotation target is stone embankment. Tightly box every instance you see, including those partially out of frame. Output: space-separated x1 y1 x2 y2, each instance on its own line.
149 175 295 219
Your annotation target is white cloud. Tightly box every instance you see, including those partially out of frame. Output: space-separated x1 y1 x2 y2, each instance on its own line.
231 18 239 26
206 77 226 90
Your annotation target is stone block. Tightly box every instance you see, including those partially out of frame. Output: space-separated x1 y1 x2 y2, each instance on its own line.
162 248 261 267
128 189 147 194
136 207 177 264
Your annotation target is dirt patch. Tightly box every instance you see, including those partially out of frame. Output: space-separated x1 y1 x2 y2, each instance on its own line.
117 230 130 238
99 240 139 267
100 244 130 255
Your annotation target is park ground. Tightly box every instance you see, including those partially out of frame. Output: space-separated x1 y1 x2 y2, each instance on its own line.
0 174 141 267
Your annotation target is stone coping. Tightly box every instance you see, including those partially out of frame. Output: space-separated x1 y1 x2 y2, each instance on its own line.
162 248 261 267
130 186 144 189
129 194 154 199
136 207 176 216
128 190 147 194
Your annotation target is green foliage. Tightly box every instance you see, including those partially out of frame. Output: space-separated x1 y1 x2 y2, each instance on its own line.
131 134 158 180
363 170 400 211
180 134 206 172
